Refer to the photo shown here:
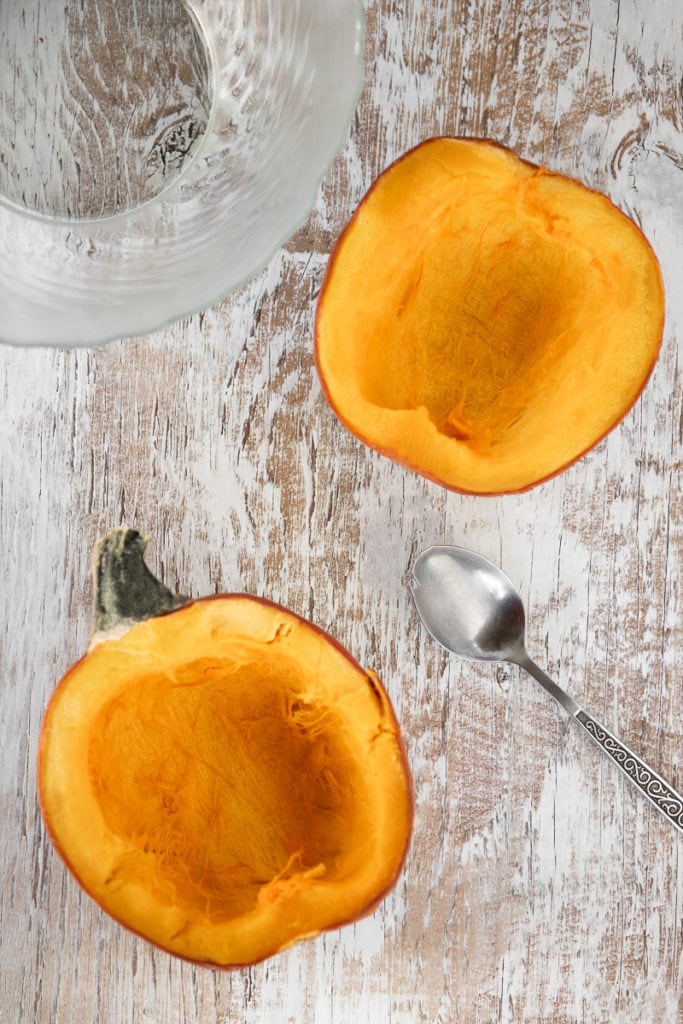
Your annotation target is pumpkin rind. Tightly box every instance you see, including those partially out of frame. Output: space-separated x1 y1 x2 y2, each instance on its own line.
315 137 665 494
38 536 413 968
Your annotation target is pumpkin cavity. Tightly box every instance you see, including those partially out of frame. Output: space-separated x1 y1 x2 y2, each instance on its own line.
315 138 664 492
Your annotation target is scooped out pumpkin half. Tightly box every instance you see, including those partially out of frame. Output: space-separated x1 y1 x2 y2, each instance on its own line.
315 137 665 494
38 529 413 968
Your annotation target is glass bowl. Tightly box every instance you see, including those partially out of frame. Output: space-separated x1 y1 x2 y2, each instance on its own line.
0 0 365 347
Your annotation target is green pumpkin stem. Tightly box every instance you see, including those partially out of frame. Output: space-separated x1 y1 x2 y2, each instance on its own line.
92 527 188 635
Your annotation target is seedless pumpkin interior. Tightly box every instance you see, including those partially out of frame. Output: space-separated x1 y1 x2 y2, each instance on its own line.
39 596 412 966
315 138 665 493
88 658 366 921
361 206 611 444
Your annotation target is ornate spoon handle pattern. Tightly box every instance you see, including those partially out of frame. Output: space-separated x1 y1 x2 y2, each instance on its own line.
518 656 683 835
575 708 683 833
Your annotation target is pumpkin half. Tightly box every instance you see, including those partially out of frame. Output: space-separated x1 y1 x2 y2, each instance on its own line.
315 137 665 494
38 529 413 968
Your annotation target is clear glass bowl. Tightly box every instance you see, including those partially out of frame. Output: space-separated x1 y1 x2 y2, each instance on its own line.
0 0 365 347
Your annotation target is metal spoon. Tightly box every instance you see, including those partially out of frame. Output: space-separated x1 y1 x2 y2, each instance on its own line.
410 544 683 835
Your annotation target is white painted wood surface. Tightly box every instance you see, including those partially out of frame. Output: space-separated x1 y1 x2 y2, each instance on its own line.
1 0 683 1021
0 0 210 217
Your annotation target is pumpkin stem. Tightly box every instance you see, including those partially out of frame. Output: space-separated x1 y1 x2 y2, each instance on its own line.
92 527 188 636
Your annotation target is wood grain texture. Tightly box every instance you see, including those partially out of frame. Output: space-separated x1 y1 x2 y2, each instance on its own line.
0 0 210 218
1 0 683 1021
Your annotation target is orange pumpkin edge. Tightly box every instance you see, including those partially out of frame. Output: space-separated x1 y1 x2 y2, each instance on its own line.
37 592 415 970
313 135 666 496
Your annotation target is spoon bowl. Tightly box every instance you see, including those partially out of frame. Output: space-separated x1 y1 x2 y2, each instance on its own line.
410 544 683 836
411 546 526 662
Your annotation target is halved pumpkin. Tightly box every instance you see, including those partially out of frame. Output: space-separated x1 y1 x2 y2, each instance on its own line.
315 137 665 494
38 529 413 968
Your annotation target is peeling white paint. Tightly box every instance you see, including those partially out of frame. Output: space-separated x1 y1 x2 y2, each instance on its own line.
2 0 683 1021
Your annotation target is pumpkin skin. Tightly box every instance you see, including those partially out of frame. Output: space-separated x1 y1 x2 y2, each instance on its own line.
315 137 665 494
38 532 413 969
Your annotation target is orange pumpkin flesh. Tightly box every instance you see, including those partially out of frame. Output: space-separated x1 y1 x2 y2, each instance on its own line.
315 137 665 494
38 596 413 967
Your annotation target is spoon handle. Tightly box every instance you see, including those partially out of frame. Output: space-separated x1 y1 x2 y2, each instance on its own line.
519 656 683 834
573 707 683 833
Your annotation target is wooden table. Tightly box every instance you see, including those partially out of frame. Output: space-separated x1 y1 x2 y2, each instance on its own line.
2 1 682 1021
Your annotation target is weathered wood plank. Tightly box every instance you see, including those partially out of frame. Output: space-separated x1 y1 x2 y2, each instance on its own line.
0 0 210 217
1 0 682 1021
